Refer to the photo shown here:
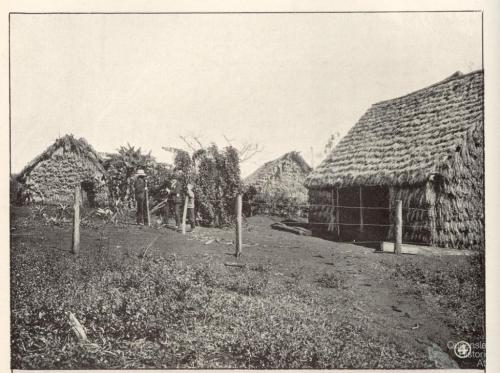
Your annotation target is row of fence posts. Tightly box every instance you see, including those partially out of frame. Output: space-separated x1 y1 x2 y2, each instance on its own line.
71 186 402 257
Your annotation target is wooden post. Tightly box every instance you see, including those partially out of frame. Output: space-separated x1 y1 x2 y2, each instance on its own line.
72 185 81 254
328 189 335 232
359 185 364 232
235 195 242 257
394 200 402 255
335 187 340 237
181 196 188 234
68 312 88 343
145 180 151 227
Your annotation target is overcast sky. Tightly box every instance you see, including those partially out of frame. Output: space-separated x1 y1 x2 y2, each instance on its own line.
10 12 482 176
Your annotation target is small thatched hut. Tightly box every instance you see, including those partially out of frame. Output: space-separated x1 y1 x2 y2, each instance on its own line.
244 151 312 212
16 135 108 206
305 70 484 250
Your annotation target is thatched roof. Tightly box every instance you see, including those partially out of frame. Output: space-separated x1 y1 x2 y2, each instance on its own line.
305 70 483 189
17 134 106 181
245 151 312 187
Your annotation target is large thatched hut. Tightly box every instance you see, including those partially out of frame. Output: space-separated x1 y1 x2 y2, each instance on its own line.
305 70 483 250
16 135 108 206
244 151 312 213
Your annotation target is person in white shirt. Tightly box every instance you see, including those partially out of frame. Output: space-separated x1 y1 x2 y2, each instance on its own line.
186 183 196 230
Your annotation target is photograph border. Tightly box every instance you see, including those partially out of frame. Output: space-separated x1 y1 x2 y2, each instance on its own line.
4 3 497 373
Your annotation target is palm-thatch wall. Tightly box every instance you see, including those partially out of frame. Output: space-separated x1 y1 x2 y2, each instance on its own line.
16 135 108 206
244 151 312 214
305 70 484 250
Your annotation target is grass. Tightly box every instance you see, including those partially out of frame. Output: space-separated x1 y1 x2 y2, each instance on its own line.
11 206 484 369
315 272 345 289
12 239 432 369
387 253 485 340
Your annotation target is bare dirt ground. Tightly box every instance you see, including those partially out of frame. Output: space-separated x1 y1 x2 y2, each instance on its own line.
10 206 484 369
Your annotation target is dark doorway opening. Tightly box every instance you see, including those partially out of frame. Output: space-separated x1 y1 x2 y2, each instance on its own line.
81 181 96 208
337 185 390 243
361 185 390 241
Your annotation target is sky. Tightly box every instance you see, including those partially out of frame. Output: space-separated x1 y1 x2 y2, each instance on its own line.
10 12 482 177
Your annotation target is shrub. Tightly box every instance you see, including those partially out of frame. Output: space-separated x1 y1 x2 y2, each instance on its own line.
172 145 243 227
315 272 345 289
103 144 173 210
224 267 270 296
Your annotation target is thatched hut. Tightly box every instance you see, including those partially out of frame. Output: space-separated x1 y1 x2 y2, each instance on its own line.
244 151 312 214
305 70 483 250
16 135 108 206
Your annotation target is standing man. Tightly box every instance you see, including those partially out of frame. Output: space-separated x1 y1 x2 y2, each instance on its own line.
165 177 183 228
134 169 148 225
186 183 196 230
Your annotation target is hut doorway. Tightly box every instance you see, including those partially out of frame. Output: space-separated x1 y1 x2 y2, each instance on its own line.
80 181 97 208
337 185 389 243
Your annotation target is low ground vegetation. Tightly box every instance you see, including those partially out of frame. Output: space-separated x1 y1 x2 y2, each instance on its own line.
11 207 484 369
12 244 428 369
388 254 484 339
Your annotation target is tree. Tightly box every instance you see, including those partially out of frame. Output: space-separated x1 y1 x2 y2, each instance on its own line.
169 133 263 164
324 132 341 156
223 135 263 163
103 144 172 209
164 143 243 227
198 145 242 226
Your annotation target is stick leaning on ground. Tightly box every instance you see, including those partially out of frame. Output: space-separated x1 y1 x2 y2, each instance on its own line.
145 180 151 227
68 312 88 342
149 196 169 214
181 196 188 234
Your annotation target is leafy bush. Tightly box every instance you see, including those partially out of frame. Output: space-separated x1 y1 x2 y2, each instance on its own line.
171 145 243 227
103 144 173 211
10 174 22 205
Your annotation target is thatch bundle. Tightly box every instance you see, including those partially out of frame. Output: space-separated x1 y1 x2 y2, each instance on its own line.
16 135 108 205
305 70 484 250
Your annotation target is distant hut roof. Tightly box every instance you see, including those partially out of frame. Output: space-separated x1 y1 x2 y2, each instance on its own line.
305 70 483 188
245 151 312 187
18 134 106 181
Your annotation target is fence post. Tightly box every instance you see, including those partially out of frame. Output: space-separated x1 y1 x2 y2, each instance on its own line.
359 186 364 232
335 187 340 237
72 185 81 254
235 195 242 257
394 200 402 254
145 180 151 227
181 196 188 234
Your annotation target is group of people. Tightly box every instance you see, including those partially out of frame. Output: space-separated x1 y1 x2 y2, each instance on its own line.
134 169 196 230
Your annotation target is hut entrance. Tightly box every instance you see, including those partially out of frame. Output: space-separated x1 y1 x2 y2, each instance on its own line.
337 185 389 243
80 181 97 208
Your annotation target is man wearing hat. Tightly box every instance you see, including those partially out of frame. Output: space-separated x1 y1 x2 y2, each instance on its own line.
171 177 183 227
162 177 182 227
134 169 148 225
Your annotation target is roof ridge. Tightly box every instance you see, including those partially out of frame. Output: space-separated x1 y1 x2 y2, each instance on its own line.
244 150 311 184
373 69 483 107
305 70 483 188
17 134 105 179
